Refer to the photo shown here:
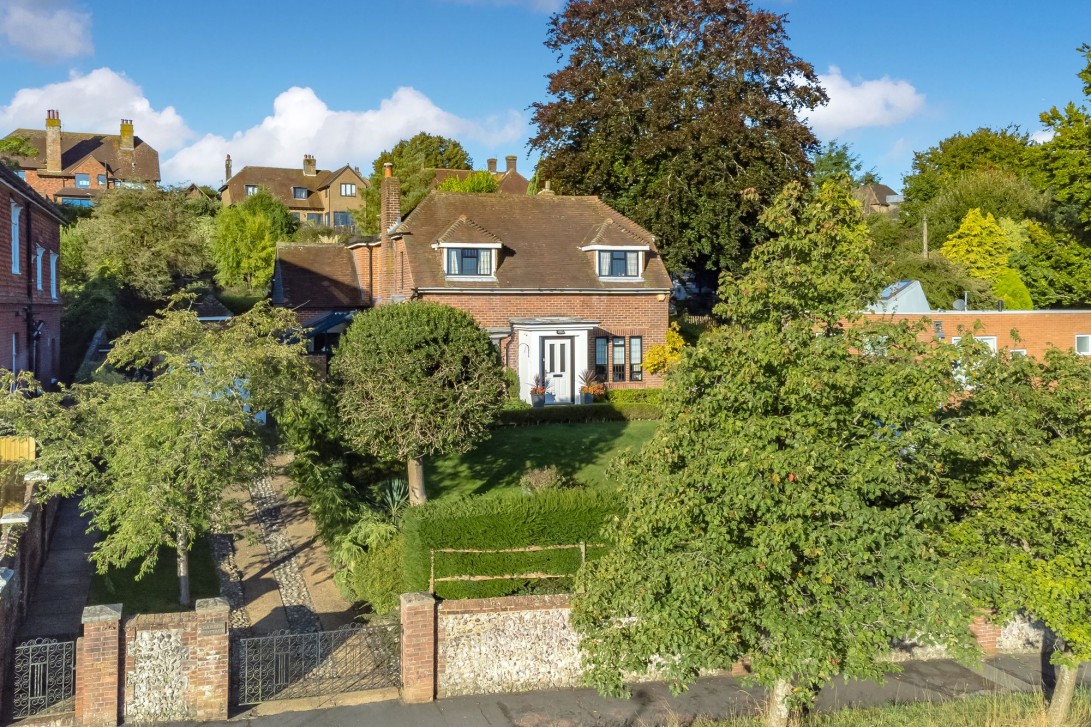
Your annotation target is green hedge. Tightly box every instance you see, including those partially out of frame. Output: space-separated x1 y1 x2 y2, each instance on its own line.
401 489 622 600
497 401 660 425
605 388 662 405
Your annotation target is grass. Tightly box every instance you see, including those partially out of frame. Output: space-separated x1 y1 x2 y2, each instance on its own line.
672 689 1091 727
87 536 220 614
426 420 658 499
217 288 264 314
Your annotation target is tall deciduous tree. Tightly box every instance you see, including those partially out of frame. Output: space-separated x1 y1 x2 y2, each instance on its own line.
356 133 473 232
28 298 314 606
811 140 877 188
940 208 1034 310
330 301 505 505
211 188 297 291
943 347 1091 727
530 0 825 273
572 180 974 727
72 187 213 299
1035 44 1091 236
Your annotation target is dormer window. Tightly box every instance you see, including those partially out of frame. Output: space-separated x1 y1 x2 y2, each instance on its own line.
447 247 494 277
292 186 308 200
599 250 640 277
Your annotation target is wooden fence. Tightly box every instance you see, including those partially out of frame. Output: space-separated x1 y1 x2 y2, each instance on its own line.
0 437 35 462
428 543 604 593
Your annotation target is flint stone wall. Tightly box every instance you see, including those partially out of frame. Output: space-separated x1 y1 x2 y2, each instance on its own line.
436 595 580 697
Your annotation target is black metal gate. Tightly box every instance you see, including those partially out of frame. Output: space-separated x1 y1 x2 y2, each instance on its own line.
236 624 399 705
11 637 76 719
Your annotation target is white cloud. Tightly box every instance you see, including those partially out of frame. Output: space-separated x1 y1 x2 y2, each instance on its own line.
0 0 92 62
1030 128 1055 145
444 0 562 11
0 68 193 152
804 66 925 137
163 86 525 186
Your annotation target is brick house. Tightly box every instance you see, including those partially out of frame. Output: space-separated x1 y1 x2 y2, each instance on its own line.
866 280 1091 359
220 155 369 230
3 110 160 207
432 155 530 195
0 164 64 384
273 163 671 403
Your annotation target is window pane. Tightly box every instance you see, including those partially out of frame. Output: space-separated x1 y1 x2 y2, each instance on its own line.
595 337 608 378
1077 335 1091 355
626 252 639 276
97 174 106 186
333 212 352 227
461 249 479 275
479 249 492 275
293 187 308 199
447 249 459 275
630 336 642 381
610 251 627 277
245 185 258 196
612 337 625 382
75 174 90 188
598 251 610 276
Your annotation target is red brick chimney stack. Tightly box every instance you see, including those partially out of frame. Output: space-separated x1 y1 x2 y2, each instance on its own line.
225 154 232 181
487 158 497 173
45 110 61 173
380 162 400 232
505 155 517 173
303 154 317 176
379 162 401 302
119 119 134 152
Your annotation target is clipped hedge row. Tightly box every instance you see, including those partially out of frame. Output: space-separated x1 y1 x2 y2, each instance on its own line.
401 488 622 600
605 388 663 405
497 401 661 425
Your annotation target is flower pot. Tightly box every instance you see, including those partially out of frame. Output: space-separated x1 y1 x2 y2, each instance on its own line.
580 392 594 405
531 393 546 408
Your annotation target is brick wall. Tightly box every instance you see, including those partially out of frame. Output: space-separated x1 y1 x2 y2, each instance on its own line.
73 599 230 727
864 310 1091 359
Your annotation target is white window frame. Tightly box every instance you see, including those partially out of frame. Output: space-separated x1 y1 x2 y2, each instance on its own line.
1010 349 1027 358
35 245 43 291
291 186 308 200
579 244 649 281
951 335 998 354
10 201 20 275
435 241 501 280
49 252 58 299
340 182 357 197
244 184 258 196
1076 334 1091 356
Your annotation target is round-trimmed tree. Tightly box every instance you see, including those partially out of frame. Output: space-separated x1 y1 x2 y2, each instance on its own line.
330 301 506 504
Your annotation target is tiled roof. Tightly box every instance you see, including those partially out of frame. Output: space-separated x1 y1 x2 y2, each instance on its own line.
431 168 531 195
274 244 364 309
395 193 671 291
192 293 233 320
7 128 160 182
222 164 367 210
0 164 67 223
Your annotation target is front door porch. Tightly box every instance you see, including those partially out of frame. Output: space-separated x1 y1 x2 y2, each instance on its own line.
512 318 598 405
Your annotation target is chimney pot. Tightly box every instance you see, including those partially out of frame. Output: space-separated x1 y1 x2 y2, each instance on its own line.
487 158 497 173
383 162 393 178
303 154 317 176
505 155 517 173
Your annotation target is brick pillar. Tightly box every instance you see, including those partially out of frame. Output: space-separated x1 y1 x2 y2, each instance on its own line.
971 614 1000 656
400 592 436 703
193 598 230 720
76 604 122 727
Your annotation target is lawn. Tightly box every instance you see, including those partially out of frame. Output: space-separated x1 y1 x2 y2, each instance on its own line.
87 536 220 614
426 420 658 499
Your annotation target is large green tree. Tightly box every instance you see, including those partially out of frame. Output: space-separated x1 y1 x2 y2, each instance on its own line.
940 208 1034 310
0 135 37 168
25 298 314 606
70 187 213 299
811 140 878 187
943 347 1091 726
356 133 472 233
330 301 505 505
529 0 826 273
211 188 297 291
572 180 974 727
1035 44 1091 236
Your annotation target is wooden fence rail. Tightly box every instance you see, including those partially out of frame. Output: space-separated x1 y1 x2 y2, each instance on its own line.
428 543 605 593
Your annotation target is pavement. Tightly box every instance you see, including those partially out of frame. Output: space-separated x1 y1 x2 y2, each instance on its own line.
18 496 95 640
162 653 1090 727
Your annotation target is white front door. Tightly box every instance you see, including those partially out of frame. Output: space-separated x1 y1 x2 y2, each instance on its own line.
542 337 574 404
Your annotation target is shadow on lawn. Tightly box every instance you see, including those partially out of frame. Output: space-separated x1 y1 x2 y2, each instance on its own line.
425 421 652 499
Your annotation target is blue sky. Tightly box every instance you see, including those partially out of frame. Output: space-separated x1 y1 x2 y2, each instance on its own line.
2 0 1089 189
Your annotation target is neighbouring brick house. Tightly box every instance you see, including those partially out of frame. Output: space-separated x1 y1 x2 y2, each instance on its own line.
220 154 369 229
0 164 64 384
3 110 160 207
866 280 1091 359
432 155 530 195
273 163 671 403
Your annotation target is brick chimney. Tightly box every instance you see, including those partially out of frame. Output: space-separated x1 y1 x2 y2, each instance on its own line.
45 110 61 173
505 155 517 173
487 158 497 173
379 162 402 303
303 154 317 177
380 162 401 232
119 119 134 152
225 154 232 181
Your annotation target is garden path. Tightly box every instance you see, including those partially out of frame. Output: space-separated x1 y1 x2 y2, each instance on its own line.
213 454 355 636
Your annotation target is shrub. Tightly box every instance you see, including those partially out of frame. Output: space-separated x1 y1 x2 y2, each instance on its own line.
401 488 622 600
336 531 406 615
520 465 575 494
605 388 663 406
497 402 660 425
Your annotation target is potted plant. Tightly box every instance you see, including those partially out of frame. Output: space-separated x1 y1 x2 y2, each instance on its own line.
530 373 548 408
578 369 599 405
